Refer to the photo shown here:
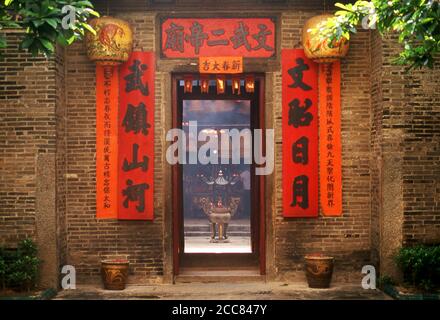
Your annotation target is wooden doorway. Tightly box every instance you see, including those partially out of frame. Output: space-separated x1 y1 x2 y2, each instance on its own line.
172 74 265 277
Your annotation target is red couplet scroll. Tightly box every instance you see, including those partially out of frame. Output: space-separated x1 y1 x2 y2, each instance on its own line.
118 52 155 220
319 62 342 216
282 49 319 217
96 66 119 219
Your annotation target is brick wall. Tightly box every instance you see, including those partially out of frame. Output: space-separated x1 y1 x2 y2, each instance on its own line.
369 30 383 268
0 32 57 247
370 32 440 277
400 64 440 245
63 13 164 284
273 12 373 280
55 45 68 270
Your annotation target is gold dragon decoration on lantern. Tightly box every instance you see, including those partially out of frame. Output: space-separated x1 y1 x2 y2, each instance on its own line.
85 16 133 66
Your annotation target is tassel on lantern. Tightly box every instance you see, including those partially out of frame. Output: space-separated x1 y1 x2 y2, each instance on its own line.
184 75 193 93
232 77 241 95
216 75 226 94
245 75 255 93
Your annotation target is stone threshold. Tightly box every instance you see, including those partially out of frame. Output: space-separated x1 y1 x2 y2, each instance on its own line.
54 282 393 300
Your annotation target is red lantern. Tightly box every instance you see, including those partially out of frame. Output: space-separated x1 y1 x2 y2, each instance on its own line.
303 14 349 63
217 75 226 94
200 76 209 93
184 75 193 93
232 77 241 95
245 75 255 93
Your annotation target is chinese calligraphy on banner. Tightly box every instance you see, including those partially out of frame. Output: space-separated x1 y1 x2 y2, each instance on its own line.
161 18 275 58
96 66 119 219
319 62 342 216
96 52 155 221
118 52 155 220
199 56 243 73
282 49 319 217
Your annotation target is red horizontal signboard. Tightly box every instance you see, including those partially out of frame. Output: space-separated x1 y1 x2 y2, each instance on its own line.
161 18 275 58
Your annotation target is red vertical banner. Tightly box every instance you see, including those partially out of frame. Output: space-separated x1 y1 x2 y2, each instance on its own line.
282 49 319 217
118 52 155 220
319 62 342 216
96 66 119 219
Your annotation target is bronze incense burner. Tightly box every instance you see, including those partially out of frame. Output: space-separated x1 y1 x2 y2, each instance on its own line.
197 197 240 242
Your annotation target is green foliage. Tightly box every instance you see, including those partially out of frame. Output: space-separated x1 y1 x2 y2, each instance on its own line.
316 0 440 69
0 239 41 291
0 0 99 57
395 245 440 291
0 252 6 290
377 275 396 289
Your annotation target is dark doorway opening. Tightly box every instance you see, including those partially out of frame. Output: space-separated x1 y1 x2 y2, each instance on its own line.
172 74 265 277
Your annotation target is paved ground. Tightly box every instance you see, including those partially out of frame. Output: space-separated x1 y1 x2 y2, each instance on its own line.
55 282 392 300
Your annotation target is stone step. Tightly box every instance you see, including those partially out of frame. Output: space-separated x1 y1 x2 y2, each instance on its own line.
184 223 250 237
175 269 264 283
185 224 250 231
184 231 250 236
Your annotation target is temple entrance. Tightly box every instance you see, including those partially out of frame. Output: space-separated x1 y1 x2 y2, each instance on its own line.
172 74 265 277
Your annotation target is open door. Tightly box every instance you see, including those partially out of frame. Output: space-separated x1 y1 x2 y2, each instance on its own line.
172 74 265 276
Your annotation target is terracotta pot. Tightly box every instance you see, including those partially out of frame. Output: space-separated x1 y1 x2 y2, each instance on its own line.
304 254 334 288
101 259 129 290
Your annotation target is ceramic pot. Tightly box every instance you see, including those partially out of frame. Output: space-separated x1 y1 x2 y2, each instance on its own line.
101 259 129 290
304 254 334 288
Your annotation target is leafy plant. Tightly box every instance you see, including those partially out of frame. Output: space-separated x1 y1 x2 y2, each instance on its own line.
395 245 440 291
0 239 41 291
314 0 440 69
0 251 6 290
0 0 99 57
377 275 396 289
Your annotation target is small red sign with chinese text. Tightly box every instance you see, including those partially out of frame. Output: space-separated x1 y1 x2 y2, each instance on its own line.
199 56 243 73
